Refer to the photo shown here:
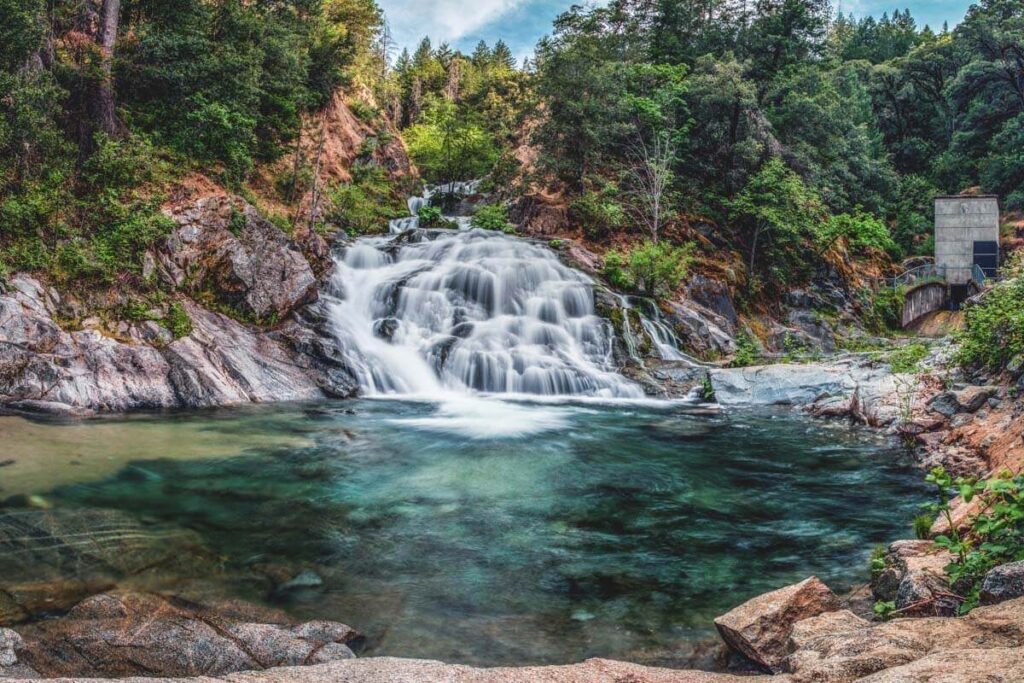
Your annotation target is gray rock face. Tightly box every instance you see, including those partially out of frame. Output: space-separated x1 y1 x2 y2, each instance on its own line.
15 591 360 678
159 197 317 321
710 360 902 426
0 275 356 413
981 560 1024 605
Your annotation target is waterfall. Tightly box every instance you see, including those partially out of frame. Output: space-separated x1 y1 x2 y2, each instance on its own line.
324 229 643 398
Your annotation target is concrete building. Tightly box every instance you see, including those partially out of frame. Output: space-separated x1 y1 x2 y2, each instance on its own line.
934 195 1000 284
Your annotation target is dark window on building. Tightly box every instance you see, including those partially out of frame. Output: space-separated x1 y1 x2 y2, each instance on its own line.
973 241 998 278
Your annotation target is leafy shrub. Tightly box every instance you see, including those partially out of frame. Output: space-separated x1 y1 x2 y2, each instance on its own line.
166 302 193 339
416 205 457 229
471 204 514 232
602 241 694 297
730 330 760 368
569 190 625 240
326 165 404 235
863 286 904 333
924 466 1024 613
822 211 897 257
888 343 928 373
913 514 934 540
955 257 1024 372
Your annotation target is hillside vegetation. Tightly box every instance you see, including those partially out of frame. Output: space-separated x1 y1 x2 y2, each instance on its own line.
2 0 1023 324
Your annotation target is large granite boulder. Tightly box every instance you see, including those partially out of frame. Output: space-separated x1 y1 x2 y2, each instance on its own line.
159 197 317 321
15 591 361 678
713 576 840 672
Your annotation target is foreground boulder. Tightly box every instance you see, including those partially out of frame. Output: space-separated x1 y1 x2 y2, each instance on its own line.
0 508 215 625
870 541 957 616
785 595 1024 682
714 576 840 672
15 591 362 678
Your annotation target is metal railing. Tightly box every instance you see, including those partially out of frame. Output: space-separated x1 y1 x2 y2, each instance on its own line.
889 263 946 289
971 263 988 286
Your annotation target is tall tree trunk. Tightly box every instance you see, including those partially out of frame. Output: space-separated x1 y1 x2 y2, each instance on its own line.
94 0 121 138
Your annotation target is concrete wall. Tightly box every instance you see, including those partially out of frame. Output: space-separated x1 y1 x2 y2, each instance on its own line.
934 196 1000 284
902 282 948 328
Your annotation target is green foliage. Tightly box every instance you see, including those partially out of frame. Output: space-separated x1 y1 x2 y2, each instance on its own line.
166 302 193 339
602 241 694 297
888 343 929 373
924 466 1024 614
728 158 825 293
730 331 761 368
326 165 404 235
470 204 514 232
873 600 896 620
416 205 456 229
569 189 626 240
404 97 499 183
863 287 905 333
913 513 935 540
821 211 897 257
955 258 1024 372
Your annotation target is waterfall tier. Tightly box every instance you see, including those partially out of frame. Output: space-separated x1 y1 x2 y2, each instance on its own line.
325 229 644 398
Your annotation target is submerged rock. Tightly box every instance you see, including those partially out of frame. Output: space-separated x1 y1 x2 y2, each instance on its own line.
0 508 216 625
15 591 361 678
713 576 840 672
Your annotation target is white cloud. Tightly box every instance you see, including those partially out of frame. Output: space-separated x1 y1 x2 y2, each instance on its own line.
381 0 527 50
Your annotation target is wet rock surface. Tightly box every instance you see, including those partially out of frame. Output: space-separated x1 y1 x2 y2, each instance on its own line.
0 508 216 626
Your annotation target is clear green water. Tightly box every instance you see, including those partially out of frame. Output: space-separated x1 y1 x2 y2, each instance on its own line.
14 398 927 665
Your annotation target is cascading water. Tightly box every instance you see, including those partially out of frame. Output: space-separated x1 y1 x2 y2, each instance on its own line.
325 228 643 399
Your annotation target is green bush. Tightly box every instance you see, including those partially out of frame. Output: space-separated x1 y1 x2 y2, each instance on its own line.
924 466 1024 613
603 241 694 297
888 343 929 373
471 204 514 232
569 190 625 240
166 302 193 339
863 286 904 333
955 258 1024 372
822 211 897 257
326 165 404 235
416 205 456 229
730 330 760 368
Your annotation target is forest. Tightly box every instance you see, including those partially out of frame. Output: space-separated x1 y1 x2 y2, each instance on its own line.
1 0 1023 306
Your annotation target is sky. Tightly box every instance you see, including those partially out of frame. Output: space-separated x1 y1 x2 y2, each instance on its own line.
378 0 975 65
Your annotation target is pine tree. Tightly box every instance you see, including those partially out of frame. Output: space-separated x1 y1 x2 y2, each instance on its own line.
493 40 516 70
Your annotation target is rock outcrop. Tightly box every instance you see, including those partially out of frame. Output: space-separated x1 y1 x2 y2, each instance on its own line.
159 197 318 321
981 560 1024 605
710 359 907 426
784 595 1024 682
0 274 356 414
0 508 216 625
713 576 840 672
